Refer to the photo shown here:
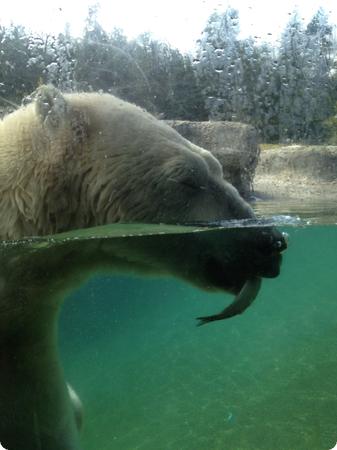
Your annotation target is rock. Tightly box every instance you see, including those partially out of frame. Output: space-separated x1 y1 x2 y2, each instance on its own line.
256 145 337 181
166 120 260 199
255 145 337 199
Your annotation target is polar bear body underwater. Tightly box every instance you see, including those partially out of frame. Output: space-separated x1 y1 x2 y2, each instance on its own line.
0 86 286 450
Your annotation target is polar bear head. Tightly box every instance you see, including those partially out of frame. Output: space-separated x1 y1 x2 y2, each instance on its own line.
0 85 254 240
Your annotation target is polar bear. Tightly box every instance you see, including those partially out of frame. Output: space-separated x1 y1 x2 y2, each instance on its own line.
0 86 286 450
0 85 254 240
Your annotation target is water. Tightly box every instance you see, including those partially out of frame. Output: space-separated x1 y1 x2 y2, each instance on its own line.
1 206 336 450
55 202 337 450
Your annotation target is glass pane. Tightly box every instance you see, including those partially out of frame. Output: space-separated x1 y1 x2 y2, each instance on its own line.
0 2 336 450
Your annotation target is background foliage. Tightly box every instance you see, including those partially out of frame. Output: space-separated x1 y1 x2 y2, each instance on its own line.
1 5 337 143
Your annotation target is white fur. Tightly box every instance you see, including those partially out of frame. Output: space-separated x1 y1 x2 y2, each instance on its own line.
0 85 254 239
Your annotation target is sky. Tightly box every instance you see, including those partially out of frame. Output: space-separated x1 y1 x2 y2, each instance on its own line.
1 0 337 53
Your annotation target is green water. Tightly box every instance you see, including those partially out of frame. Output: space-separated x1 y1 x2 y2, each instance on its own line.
59 224 337 450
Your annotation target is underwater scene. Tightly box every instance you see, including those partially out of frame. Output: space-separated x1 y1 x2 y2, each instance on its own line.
57 202 337 450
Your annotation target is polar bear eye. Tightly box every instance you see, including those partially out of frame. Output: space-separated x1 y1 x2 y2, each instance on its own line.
168 176 202 191
181 173 208 190
180 180 201 190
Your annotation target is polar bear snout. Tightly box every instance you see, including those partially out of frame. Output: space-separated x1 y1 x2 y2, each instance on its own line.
252 228 287 278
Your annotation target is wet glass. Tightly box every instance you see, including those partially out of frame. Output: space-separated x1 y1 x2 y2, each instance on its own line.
0 2 337 450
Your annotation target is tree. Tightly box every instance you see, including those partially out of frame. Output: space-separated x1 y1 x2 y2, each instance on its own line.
0 25 42 102
277 8 336 142
302 8 335 141
277 11 309 141
194 8 242 120
130 35 206 119
237 40 280 141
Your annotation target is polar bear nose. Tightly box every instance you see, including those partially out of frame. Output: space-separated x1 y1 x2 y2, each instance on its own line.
274 232 288 252
256 228 287 254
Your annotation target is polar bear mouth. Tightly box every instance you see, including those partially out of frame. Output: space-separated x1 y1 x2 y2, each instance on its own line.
196 277 262 326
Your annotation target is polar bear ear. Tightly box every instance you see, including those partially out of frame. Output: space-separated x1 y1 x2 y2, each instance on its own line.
33 84 68 131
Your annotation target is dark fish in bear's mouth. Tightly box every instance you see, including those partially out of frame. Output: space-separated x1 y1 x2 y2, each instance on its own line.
196 276 262 326
196 228 288 326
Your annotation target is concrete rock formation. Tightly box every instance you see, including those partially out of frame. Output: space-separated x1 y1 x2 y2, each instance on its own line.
166 120 260 199
255 145 337 199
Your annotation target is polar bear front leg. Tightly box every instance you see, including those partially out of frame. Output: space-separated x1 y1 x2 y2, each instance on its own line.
0 311 82 450
68 384 84 432
0 246 83 450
